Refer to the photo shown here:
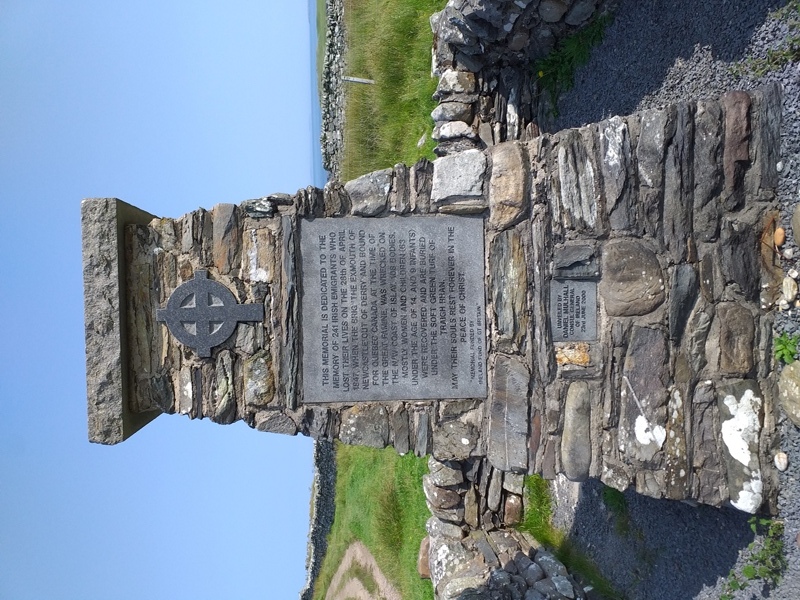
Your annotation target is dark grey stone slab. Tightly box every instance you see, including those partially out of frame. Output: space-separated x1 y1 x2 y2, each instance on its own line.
549 280 597 341
300 216 487 402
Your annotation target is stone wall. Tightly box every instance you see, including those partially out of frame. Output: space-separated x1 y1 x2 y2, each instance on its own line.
87 84 783 517
429 0 616 157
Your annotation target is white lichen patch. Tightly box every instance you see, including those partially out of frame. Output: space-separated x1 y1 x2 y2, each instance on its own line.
731 471 763 514
634 414 666 448
721 389 762 467
248 230 269 283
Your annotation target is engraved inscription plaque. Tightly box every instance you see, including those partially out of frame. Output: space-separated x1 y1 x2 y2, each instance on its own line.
549 280 597 341
300 216 487 402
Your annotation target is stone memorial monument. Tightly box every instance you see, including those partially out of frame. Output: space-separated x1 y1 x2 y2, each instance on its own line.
83 83 783 518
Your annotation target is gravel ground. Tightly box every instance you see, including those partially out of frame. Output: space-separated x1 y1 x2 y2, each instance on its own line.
544 1 800 598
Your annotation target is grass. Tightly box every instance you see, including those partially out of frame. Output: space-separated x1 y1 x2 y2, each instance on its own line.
311 443 433 600
601 484 632 537
340 0 443 180
730 0 800 78
720 517 787 600
518 475 624 600
316 0 327 91
533 13 612 117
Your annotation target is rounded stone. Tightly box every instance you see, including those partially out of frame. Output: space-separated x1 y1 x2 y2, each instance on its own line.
783 276 798 302
774 451 789 472
539 0 570 23
599 239 666 316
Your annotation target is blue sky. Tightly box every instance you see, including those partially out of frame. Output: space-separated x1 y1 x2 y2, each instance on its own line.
0 2 322 598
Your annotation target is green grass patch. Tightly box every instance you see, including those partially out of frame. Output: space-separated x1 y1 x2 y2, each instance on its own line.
316 0 327 92
518 475 624 600
601 484 632 537
340 0 444 180
311 443 433 600
533 13 612 117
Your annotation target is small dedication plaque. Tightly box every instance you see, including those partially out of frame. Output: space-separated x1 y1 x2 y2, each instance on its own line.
300 216 487 403
549 280 597 341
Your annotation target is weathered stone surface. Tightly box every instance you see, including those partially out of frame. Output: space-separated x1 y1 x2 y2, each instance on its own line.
339 405 389 448
429 456 464 487
553 243 598 279
504 494 523 525
465 486 479 529
502 472 524 495
599 239 665 317
431 149 487 205
487 467 502 512
424 475 463 510
254 410 297 435
664 386 689 499
212 203 241 275
716 303 755 376
425 517 464 540
522 562 545 587
391 405 410 455
83 198 160 444
720 213 761 301
434 419 480 461
437 69 477 95
748 82 782 192
638 107 676 240
489 229 528 351
669 264 699 344
561 381 592 482
488 355 530 472
620 327 669 463
535 550 568 578
409 158 434 213
553 128 599 234
693 101 724 242
718 380 764 513
344 168 391 216
429 537 472 590
691 381 724 506
662 103 694 263
243 349 275 409
539 0 569 22
599 116 635 232
415 410 432 456
684 300 713 374
418 536 431 579
323 180 350 216
565 0 597 25
721 90 751 211
488 142 528 230
778 360 800 428
433 120 478 142
389 164 410 215
432 101 474 123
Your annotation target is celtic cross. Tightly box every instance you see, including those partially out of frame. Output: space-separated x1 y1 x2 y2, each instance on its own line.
156 270 264 357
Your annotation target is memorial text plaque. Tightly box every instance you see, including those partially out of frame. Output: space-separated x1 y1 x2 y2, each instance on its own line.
300 216 487 403
549 280 597 341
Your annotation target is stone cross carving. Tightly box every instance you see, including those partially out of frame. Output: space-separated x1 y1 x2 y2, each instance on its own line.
156 269 264 358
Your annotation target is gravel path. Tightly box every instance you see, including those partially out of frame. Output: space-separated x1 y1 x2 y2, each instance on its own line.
545 1 800 598
324 540 401 600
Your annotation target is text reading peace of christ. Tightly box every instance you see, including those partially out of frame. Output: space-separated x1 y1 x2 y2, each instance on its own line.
300 217 487 402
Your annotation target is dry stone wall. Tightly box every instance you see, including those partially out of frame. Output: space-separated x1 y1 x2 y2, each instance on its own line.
429 0 616 157
89 84 784 517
